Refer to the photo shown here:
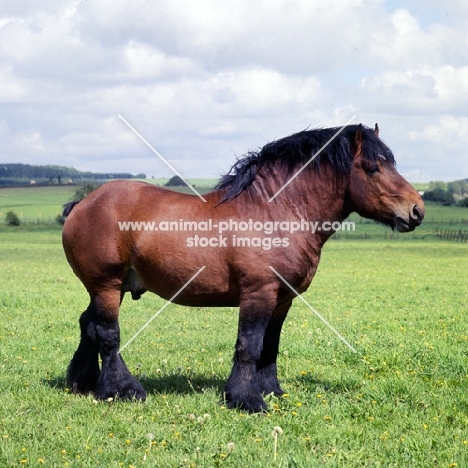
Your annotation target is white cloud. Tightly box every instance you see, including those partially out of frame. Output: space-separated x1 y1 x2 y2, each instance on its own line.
121 42 203 81
0 0 467 181
0 66 28 102
409 115 468 147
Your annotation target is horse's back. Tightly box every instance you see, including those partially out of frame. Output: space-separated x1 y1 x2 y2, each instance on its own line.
63 179 194 237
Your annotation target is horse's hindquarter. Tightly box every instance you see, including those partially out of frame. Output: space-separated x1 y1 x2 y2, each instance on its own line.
62 180 146 291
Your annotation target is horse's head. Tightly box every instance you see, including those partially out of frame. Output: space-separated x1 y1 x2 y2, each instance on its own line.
347 124 424 232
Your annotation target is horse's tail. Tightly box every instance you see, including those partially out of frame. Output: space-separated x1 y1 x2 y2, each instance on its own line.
62 200 80 217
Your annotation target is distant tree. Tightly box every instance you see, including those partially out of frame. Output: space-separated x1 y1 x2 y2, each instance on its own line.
57 183 100 225
0 163 138 184
428 180 447 191
423 180 458 205
5 210 20 226
73 183 99 201
423 188 454 205
448 180 468 198
165 175 186 187
56 213 66 225
458 197 468 207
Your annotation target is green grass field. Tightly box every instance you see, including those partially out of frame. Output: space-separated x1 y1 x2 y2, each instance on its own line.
0 186 467 467
0 186 77 220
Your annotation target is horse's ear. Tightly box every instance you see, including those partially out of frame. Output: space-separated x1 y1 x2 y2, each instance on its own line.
374 123 379 137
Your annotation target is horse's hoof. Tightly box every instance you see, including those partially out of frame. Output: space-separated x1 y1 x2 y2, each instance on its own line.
225 393 267 413
96 380 146 402
66 375 99 395
260 384 285 397
262 390 285 399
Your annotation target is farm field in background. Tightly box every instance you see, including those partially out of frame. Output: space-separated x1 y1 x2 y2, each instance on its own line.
0 186 467 466
1 184 467 238
0 182 217 222
0 186 77 220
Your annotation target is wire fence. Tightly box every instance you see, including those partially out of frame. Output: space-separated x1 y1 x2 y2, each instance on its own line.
434 228 468 243
11 216 61 225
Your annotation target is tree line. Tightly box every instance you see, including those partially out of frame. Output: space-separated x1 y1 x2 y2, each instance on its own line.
0 163 145 186
423 179 468 206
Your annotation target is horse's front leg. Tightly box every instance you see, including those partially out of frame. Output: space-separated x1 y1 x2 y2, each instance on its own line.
92 290 146 401
257 299 292 396
224 288 278 412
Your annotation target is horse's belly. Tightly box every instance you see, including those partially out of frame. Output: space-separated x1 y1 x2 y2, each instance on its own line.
131 255 239 308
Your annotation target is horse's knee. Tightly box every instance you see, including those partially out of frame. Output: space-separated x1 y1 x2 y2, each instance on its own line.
234 335 263 364
95 322 120 355
236 313 272 361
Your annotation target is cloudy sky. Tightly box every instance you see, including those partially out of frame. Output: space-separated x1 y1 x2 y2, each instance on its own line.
1 0 467 182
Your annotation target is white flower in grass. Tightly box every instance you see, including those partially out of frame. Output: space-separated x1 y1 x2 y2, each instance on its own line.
271 426 283 437
272 426 283 460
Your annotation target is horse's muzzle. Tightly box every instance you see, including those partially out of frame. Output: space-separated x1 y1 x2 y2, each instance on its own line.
394 204 424 232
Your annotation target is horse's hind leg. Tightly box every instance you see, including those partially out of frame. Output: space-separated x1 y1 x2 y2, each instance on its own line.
92 290 146 401
68 289 145 401
67 304 100 394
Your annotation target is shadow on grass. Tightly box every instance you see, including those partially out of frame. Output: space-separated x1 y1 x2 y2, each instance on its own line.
142 372 225 395
43 372 363 399
42 375 67 391
42 372 225 396
291 374 365 393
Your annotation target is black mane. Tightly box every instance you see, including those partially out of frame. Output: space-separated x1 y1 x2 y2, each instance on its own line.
215 124 395 203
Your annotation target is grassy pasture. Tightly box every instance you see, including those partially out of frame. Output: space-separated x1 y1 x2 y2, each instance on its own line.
0 186 77 221
0 206 467 466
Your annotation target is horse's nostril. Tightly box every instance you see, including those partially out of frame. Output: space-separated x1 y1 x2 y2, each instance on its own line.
412 204 424 222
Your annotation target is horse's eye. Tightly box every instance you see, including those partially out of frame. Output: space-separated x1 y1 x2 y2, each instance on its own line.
366 165 380 175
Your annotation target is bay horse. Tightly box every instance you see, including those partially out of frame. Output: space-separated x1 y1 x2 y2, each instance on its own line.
62 124 424 412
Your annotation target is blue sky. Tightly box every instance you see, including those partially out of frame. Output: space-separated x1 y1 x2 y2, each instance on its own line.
1 0 467 182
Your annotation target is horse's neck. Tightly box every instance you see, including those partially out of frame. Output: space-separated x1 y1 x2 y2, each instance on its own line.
305 171 349 222
255 166 349 223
